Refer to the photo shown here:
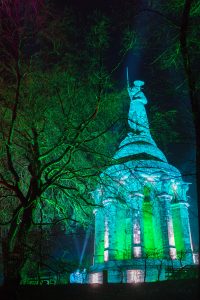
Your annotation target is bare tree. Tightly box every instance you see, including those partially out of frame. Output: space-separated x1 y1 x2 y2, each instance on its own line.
0 2 137 285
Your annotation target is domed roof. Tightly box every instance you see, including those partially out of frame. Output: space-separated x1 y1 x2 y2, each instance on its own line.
114 132 167 162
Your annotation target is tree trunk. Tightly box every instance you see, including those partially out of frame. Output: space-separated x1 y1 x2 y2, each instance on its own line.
2 205 34 286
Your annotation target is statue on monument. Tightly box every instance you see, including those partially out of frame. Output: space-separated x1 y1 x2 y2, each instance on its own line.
126 68 149 133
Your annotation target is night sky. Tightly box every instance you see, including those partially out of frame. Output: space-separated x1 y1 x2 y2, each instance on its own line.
53 0 198 250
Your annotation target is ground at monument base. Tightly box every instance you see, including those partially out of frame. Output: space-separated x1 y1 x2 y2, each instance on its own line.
0 279 198 300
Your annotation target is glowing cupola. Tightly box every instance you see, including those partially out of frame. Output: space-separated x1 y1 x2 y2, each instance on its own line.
89 79 194 284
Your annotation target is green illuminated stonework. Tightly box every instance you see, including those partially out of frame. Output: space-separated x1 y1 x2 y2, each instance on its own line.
143 201 155 253
89 80 194 283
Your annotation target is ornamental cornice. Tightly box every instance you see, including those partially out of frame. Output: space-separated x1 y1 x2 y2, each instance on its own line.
157 193 173 200
171 201 190 208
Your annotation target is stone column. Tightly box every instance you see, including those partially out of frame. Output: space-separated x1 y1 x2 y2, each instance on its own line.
171 182 193 263
158 193 176 258
172 201 194 264
93 208 105 264
103 199 117 261
132 192 145 258
125 208 132 259
115 205 127 260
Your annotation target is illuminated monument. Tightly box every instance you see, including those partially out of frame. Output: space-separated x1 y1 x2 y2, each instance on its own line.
89 77 194 283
